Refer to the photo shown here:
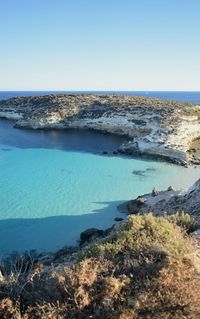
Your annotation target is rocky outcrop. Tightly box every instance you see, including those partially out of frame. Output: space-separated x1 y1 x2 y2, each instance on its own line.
80 228 105 245
125 178 200 223
126 196 147 214
0 93 200 165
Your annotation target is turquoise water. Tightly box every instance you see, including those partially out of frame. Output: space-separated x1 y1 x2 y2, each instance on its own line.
0 91 200 256
0 120 200 255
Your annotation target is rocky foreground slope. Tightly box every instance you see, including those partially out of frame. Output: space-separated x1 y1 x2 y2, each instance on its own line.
1 213 200 319
1 95 200 318
0 94 200 165
126 178 200 225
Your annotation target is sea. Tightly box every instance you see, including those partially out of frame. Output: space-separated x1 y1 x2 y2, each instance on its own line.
0 91 200 103
0 91 200 256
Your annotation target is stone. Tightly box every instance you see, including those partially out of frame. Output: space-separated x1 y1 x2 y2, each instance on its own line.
136 196 146 205
127 196 147 214
0 270 4 282
80 228 104 245
53 246 78 261
167 186 175 191
125 178 200 225
114 217 123 222
152 187 159 196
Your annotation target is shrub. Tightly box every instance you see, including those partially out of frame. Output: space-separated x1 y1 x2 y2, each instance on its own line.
167 211 199 233
78 214 194 268
0 214 199 319
135 258 200 319
0 298 21 319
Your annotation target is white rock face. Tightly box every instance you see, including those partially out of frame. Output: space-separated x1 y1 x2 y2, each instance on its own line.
0 111 23 120
0 93 200 165
126 177 200 223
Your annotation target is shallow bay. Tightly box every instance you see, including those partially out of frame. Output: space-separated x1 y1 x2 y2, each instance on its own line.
0 119 199 256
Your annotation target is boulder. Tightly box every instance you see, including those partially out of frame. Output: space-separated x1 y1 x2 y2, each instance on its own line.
152 187 159 196
80 228 104 245
53 246 78 261
127 196 147 214
167 186 175 191
114 217 123 222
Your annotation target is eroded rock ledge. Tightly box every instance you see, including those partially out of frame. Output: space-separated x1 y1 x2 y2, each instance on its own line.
0 93 200 165
125 178 200 224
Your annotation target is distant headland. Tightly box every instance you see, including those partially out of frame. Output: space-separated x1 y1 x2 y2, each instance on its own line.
1 93 200 166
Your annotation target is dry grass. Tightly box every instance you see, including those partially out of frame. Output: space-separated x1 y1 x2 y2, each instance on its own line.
0 214 200 319
167 211 199 233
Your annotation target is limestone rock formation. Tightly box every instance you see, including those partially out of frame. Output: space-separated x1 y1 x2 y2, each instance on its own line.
126 179 200 223
0 93 200 165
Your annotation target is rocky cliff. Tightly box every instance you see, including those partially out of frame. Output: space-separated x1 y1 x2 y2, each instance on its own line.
126 178 200 224
0 93 200 165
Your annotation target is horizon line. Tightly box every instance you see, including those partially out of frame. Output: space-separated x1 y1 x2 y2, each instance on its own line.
0 90 200 93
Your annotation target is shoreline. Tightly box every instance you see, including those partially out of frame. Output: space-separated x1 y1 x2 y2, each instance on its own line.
1 93 200 166
2 177 200 266
37 177 200 265
1 93 200 259
1 173 200 262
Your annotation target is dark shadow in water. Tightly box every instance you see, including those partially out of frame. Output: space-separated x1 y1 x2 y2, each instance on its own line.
0 200 127 257
132 167 157 177
0 119 129 155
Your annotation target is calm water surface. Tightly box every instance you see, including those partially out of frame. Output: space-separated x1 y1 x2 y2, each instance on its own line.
0 91 200 103
0 92 200 255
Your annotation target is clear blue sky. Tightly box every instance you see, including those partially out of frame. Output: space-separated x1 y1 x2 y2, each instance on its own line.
0 0 199 91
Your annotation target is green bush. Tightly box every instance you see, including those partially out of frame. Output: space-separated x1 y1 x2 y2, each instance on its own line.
167 211 199 233
78 213 193 265
0 214 200 319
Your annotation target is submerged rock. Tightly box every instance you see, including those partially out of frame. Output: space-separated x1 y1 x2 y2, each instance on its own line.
132 170 146 176
114 217 123 222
